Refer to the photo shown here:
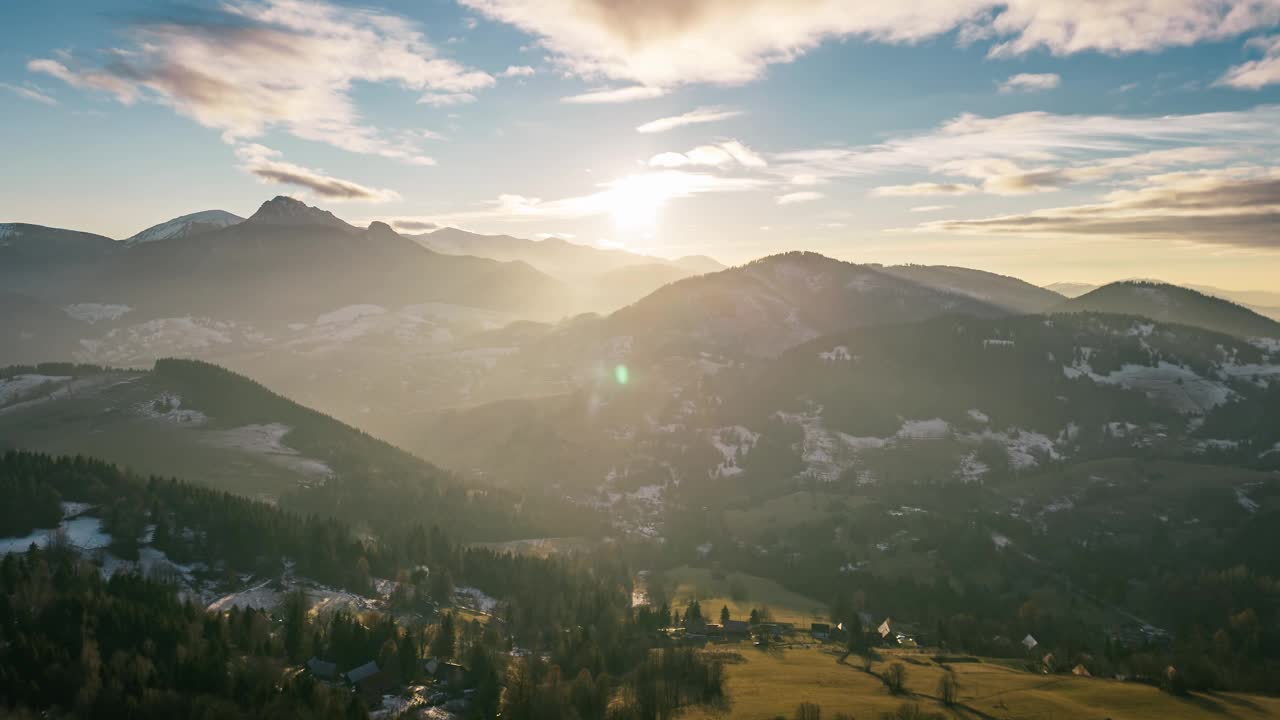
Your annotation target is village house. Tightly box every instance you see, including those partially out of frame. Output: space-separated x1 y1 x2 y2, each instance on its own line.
344 660 394 702
305 657 337 681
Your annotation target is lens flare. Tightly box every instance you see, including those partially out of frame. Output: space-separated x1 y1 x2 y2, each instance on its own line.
614 364 629 385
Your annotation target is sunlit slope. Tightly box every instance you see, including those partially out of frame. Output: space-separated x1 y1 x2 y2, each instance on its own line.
681 647 1280 720
0 359 541 540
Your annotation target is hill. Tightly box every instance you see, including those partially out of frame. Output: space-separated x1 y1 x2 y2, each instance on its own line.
596 253 1065 358
0 359 577 540
1060 281 1280 338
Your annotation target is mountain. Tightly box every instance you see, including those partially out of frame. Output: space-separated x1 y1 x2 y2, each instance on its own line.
0 222 122 297
414 226 723 280
245 194 357 231
0 292 87 364
0 358 571 539
1050 280 1280 322
410 226 727 310
671 254 727 275
1186 283 1280 322
1045 281 1098 298
1060 281 1280 338
588 252 1066 358
124 209 244 244
4 198 571 322
97 204 571 323
404 311 1280 523
878 265 1064 313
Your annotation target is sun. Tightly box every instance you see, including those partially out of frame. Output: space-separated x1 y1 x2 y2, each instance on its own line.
607 174 668 232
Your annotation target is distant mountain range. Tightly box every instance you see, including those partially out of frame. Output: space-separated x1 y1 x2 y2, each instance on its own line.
1048 280 1280 322
411 226 723 279
5 197 1279 455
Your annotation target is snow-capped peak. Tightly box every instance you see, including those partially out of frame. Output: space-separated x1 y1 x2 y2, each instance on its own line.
125 210 243 245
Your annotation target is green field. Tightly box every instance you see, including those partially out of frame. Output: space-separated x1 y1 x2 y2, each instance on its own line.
683 646 1280 720
723 491 871 540
659 566 829 627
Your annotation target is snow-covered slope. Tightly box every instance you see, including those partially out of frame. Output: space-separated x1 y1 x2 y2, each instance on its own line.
125 210 243 245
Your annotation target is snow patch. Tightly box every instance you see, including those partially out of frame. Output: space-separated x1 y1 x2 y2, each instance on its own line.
64 303 132 324
455 586 498 614
955 452 990 483
0 512 112 555
134 392 209 425
0 374 70 406
710 425 759 477
897 418 951 440
202 423 333 482
819 345 852 362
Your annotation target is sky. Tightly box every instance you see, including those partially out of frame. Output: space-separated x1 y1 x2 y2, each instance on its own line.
2 1 1280 290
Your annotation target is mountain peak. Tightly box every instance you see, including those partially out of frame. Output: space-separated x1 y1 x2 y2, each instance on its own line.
246 196 356 231
125 209 244 245
365 221 399 237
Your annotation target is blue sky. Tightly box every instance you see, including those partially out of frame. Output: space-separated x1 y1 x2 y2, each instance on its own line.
2 0 1280 289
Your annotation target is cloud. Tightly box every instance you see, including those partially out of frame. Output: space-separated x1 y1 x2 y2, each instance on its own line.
499 64 537 77
775 106 1280 195
649 140 766 168
390 220 441 231
636 106 742 133
29 0 492 165
460 0 1280 87
0 81 57 105
920 168 1280 250
998 72 1060 93
418 92 478 106
1219 35 1280 89
235 144 401 202
871 182 979 196
910 205 953 212
27 59 136 102
776 191 824 205
562 85 667 103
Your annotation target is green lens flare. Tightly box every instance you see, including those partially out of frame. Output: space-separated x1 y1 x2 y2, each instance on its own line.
614 364 629 385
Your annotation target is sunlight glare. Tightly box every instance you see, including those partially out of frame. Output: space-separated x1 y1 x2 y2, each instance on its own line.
607 174 668 232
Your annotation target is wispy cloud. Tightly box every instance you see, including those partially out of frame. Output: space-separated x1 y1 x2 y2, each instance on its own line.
461 0 1279 87
649 140 766 169
871 182 979 196
910 205 953 213
562 85 666 103
499 65 536 78
418 92 479 107
998 72 1060 94
235 144 401 202
0 81 57 105
636 106 742 133
776 191 824 205
29 0 492 165
391 219 440 231
1218 35 1280 89
774 106 1280 195
919 167 1280 250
